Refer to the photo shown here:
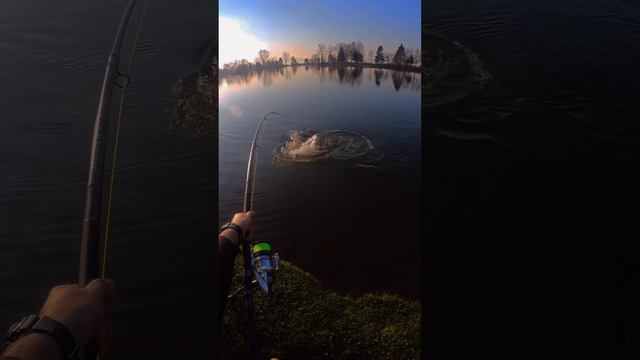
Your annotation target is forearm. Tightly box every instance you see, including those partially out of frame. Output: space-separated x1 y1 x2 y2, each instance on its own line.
2 333 63 360
218 231 240 326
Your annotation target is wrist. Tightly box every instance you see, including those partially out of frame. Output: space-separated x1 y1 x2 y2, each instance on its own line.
4 316 79 360
3 333 63 360
220 229 239 246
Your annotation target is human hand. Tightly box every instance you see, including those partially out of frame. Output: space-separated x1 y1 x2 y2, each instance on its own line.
220 211 255 246
231 211 255 235
39 279 116 352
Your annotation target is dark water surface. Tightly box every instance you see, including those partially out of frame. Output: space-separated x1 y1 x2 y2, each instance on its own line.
219 66 421 300
0 1 216 358
425 0 640 355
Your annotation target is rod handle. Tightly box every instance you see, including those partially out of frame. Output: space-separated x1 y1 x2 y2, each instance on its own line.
84 339 99 359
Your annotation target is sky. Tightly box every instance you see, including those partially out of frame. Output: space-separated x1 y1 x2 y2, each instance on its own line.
219 0 420 67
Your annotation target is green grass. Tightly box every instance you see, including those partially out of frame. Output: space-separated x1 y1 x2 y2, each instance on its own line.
220 258 421 360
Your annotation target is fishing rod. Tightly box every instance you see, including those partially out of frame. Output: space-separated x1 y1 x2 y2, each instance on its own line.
79 0 138 358
79 0 137 285
239 112 283 359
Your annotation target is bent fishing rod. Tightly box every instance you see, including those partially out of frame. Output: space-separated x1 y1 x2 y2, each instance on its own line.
79 0 141 358
237 112 283 359
79 0 137 286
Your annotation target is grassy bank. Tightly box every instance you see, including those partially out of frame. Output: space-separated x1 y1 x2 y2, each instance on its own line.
220 258 421 360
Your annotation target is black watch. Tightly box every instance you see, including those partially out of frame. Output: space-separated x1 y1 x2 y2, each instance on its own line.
220 222 243 242
3 315 78 360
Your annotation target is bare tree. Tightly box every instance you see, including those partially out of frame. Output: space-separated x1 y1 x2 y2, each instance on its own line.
348 42 357 61
317 43 326 64
407 54 414 65
291 56 297 65
414 48 421 66
368 49 374 63
258 49 270 65
404 47 412 61
282 51 290 65
355 41 365 57
327 45 337 63
405 48 419 66
311 53 320 64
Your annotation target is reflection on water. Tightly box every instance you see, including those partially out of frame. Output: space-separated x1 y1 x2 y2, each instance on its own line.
220 65 421 92
170 54 217 138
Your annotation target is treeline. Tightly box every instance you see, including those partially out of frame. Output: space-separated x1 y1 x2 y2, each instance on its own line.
313 42 420 67
222 41 421 72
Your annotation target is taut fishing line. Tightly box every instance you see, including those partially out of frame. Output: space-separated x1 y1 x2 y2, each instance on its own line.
102 0 150 279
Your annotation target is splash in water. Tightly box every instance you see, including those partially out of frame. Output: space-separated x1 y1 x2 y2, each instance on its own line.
424 31 491 106
274 130 374 163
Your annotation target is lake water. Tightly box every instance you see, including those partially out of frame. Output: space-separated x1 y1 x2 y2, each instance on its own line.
219 66 422 300
426 0 640 355
0 1 217 358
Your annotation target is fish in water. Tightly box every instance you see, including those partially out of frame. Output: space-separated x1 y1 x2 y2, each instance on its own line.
274 130 374 162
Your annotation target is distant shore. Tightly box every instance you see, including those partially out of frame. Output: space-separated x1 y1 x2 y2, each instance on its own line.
220 62 421 76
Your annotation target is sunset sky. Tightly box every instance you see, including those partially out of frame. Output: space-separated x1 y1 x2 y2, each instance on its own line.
219 0 420 67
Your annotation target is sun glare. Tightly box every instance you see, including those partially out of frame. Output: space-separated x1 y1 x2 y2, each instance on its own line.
219 16 266 68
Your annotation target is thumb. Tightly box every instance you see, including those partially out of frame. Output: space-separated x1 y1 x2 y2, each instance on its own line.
85 278 116 297
86 279 116 353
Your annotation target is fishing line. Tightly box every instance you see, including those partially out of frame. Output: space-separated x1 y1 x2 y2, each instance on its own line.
101 0 150 279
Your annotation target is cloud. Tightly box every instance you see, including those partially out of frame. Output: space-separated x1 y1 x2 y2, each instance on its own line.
219 16 267 68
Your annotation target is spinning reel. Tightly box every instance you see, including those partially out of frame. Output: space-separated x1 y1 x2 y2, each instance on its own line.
251 239 280 295
228 237 280 299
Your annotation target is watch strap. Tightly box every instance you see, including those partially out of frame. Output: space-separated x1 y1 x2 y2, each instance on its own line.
220 222 243 241
28 316 78 360
4 315 38 345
